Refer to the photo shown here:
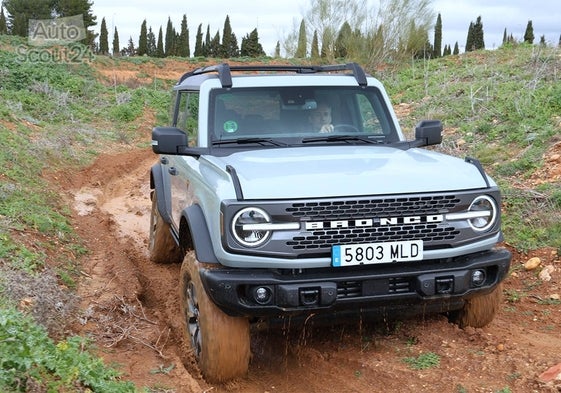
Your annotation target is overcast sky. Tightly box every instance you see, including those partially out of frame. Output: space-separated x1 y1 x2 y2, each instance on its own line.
91 0 560 55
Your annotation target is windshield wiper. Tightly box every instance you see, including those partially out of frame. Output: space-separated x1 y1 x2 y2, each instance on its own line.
301 135 385 144
212 137 289 146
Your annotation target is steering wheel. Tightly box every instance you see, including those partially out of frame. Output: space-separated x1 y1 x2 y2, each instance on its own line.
333 124 360 133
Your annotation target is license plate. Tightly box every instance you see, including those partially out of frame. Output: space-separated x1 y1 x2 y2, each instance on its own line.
332 240 423 267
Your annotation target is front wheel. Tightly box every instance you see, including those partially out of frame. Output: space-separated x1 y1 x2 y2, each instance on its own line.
449 284 502 328
179 251 250 382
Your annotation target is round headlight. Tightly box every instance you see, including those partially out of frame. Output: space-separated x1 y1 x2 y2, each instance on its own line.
468 195 497 232
232 207 271 247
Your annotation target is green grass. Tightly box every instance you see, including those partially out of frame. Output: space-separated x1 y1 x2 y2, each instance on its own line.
403 352 441 370
0 307 135 392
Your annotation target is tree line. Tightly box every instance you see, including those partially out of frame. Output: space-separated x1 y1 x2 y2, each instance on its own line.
1 0 560 64
124 14 265 58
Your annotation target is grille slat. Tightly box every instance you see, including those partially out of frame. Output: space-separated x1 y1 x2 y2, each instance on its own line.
288 195 460 219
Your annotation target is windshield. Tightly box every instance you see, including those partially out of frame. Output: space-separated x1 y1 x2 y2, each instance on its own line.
210 86 399 145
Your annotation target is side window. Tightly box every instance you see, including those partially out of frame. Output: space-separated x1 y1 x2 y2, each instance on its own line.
175 91 199 147
356 94 383 134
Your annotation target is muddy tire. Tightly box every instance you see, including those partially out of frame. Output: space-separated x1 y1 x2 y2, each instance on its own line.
450 284 502 328
149 192 182 264
179 251 250 382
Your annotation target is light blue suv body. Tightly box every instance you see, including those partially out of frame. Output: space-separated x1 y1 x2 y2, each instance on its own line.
150 63 511 323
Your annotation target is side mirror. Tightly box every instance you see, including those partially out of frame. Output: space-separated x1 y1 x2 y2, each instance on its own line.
152 127 188 154
415 120 442 146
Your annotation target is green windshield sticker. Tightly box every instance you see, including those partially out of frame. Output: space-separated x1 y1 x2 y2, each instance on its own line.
223 120 238 133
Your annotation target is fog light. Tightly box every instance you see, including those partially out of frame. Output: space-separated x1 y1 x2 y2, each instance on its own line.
471 269 486 287
253 286 272 305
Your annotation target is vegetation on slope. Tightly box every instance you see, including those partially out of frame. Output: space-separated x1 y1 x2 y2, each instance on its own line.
382 43 561 251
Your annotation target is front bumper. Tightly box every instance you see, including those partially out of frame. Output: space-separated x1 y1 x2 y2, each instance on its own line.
200 248 511 318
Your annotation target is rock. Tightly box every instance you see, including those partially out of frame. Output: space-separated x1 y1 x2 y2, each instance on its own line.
539 265 555 281
539 362 561 382
524 257 541 271
549 293 560 301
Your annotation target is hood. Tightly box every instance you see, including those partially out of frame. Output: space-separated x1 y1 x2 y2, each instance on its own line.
203 146 493 199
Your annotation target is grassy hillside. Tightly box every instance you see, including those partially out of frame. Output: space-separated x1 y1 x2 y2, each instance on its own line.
0 35 560 391
380 44 561 251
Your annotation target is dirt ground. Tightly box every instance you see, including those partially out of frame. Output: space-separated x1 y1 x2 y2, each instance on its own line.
51 140 561 393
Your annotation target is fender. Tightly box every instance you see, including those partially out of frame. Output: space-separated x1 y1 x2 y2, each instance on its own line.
150 163 173 224
181 205 219 264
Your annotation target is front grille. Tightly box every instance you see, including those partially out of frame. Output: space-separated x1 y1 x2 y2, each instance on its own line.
337 277 413 299
285 195 462 251
286 195 460 219
222 189 500 258
337 281 362 298
287 224 459 250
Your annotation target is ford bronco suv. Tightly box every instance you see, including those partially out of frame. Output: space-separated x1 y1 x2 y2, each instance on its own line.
149 63 511 382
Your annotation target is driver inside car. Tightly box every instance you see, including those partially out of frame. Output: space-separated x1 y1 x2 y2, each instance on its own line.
309 102 334 133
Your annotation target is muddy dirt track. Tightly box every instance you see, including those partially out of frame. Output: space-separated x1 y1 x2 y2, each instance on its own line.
60 147 561 393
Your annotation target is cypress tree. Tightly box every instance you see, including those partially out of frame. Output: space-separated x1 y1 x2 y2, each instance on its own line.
147 26 156 56
99 17 109 55
311 30 319 59
204 25 211 56
156 26 164 57
209 30 220 57
138 19 148 56
178 14 189 57
295 19 307 58
165 17 173 56
433 13 442 58
252 28 265 56
274 41 280 58
221 15 239 58
524 20 534 44
240 28 264 57
453 42 459 55
320 29 331 58
472 16 485 50
335 21 351 58
0 7 7 34
194 23 203 56
465 22 474 51
112 26 119 56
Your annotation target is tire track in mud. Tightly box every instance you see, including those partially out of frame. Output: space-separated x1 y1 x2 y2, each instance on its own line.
69 148 204 392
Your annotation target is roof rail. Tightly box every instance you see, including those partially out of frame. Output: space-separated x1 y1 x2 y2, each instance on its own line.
178 62 368 88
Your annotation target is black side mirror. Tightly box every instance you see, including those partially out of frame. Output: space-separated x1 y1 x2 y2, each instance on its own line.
415 120 443 146
152 127 188 154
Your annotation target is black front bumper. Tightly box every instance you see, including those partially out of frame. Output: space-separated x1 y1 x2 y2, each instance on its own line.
200 248 512 318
